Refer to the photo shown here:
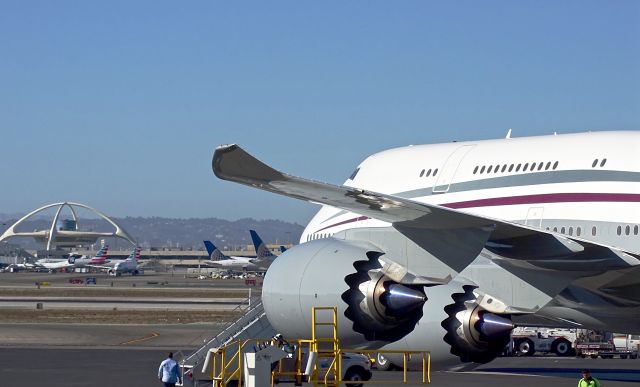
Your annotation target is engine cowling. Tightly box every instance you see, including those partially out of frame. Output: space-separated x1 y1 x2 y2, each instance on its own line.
263 238 513 366
263 238 424 347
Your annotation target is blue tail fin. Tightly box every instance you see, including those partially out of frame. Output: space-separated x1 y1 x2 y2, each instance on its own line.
249 230 276 260
203 240 228 261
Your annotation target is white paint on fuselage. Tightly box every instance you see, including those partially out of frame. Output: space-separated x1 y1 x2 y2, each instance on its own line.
302 131 640 253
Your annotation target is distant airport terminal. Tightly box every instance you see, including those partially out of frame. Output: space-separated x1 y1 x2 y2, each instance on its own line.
0 201 289 264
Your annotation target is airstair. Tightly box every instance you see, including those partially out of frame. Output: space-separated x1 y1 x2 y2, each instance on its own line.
180 295 276 385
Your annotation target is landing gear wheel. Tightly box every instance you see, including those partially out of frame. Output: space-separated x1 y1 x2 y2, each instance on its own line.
552 339 572 357
517 339 535 356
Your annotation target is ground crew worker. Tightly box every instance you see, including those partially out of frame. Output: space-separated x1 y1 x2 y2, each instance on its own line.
578 369 601 387
158 352 182 387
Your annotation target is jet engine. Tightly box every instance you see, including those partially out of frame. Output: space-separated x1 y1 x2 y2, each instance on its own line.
263 238 513 366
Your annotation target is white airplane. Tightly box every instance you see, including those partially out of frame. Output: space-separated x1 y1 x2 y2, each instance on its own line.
203 240 266 271
35 246 109 271
213 130 640 370
107 246 141 276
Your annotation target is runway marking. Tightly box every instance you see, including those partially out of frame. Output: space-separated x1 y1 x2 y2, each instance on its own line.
119 332 160 345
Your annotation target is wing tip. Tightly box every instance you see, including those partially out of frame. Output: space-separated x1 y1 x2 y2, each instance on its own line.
215 143 239 152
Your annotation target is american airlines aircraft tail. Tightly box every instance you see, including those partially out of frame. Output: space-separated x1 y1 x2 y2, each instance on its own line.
87 245 109 264
126 246 141 261
213 131 640 370
203 240 229 261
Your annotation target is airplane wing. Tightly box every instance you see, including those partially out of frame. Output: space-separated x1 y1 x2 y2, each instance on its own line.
212 145 640 301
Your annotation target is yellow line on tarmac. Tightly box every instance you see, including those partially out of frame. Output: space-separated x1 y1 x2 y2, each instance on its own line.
120 332 160 345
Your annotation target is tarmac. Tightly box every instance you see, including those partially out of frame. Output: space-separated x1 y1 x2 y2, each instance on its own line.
1 271 638 386
1 349 638 387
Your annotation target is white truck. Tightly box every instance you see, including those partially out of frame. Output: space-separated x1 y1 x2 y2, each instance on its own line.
575 331 639 359
511 327 576 356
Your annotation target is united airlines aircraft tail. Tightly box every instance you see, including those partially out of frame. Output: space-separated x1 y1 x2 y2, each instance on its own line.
203 240 228 261
249 230 277 260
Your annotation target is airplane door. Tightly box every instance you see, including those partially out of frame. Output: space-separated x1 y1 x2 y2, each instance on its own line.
433 145 476 193
525 207 544 228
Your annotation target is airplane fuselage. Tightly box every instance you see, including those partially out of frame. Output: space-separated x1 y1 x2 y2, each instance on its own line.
303 131 640 254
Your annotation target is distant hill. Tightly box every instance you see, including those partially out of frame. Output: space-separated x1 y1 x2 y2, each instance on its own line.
0 214 304 250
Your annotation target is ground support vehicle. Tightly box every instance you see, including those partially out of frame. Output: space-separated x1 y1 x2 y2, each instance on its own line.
574 342 638 359
575 331 639 359
510 327 576 356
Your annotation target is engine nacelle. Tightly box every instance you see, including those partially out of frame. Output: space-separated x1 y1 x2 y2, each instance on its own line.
263 238 425 347
263 238 513 367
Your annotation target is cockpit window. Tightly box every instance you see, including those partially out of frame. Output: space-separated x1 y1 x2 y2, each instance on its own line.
349 167 360 180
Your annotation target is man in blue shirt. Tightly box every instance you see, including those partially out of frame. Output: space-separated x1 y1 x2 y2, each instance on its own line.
158 352 182 387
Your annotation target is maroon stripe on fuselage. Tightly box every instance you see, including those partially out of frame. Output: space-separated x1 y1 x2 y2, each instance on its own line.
441 192 640 209
312 193 640 233
315 215 369 233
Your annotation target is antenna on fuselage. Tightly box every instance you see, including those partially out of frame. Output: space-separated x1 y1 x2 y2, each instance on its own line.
505 128 512 139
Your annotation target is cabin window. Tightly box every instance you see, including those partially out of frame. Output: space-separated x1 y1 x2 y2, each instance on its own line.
516 164 522 172
577 227 581 236
553 227 558 232
480 166 486 174
501 165 507 173
561 227 566 234
509 164 514 172
553 161 559 169
617 226 622 236
530 162 536 171
545 162 551 170
537 163 543 171
473 166 478 174
568 227 573 236
494 164 500 173
487 165 493 173
592 226 597 236
426 169 432 177
524 163 529 171
626 225 631 235
600 158 607 167
420 169 425 177
635 225 639 235
592 159 598 168
433 169 438 176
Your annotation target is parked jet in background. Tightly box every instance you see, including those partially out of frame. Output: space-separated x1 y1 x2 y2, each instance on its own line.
108 246 141 276
213 131 640 370
203 240 259 271
36 245 109 271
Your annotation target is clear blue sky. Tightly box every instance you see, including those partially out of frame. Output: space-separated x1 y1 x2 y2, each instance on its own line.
1 1 638 224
